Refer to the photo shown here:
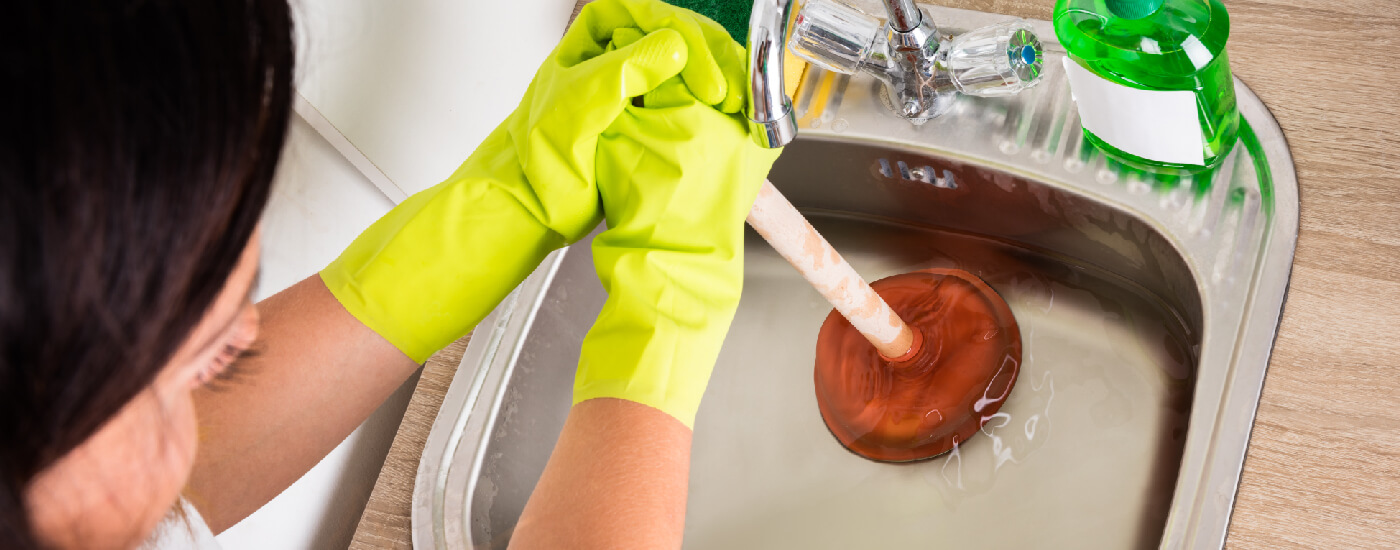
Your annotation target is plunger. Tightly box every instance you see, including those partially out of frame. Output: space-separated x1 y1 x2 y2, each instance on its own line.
746 180 1022 462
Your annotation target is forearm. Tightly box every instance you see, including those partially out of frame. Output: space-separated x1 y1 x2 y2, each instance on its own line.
186 275 420 532
510 398 693 550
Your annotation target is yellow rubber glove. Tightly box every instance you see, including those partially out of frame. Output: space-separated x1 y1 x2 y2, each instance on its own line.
321 0 737 363
574 70 782 428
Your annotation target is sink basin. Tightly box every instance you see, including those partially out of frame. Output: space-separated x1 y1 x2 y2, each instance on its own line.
411 6 1297 549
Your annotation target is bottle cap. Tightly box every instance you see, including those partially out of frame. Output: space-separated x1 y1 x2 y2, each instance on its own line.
1105 0 1164 19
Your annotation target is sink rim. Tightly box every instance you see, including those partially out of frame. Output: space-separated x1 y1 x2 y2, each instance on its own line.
409 7 1300 549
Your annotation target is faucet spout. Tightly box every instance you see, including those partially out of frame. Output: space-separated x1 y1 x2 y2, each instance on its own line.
746 0 799 149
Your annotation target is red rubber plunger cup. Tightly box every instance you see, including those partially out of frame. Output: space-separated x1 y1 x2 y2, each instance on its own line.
814 268 1022 462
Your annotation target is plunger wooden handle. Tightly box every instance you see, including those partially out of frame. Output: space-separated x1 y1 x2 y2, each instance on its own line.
746 180 917 360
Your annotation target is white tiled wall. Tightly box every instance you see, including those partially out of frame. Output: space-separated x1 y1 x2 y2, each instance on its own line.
293 0 578 197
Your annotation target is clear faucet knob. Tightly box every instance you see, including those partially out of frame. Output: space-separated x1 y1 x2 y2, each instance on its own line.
788 0 881 75
945 21 1044 97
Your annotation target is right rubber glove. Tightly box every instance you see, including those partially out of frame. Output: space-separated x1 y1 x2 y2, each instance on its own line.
321 0 740 363
574 73 782 429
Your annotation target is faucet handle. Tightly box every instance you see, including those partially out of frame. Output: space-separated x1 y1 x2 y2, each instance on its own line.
788 0 881 75
945 21 1044 97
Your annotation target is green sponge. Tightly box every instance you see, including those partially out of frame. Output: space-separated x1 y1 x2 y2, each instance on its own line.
665 0 753 43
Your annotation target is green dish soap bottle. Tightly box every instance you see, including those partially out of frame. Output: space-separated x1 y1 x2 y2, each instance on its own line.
1054 0 1238 171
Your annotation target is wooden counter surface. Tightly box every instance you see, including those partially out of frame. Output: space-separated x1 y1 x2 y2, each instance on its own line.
351 0 1400 547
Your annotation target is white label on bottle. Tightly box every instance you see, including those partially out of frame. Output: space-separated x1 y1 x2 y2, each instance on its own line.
1062 57 1205 165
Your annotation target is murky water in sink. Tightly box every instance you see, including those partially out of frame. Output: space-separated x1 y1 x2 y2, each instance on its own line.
686 212 1196 549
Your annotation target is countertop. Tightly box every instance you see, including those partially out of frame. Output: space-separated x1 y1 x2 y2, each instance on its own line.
350 0 1400 548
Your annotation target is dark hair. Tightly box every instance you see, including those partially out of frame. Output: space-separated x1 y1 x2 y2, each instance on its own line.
0 0 294 546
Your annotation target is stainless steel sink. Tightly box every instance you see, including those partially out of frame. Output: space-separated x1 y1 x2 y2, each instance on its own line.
411 6 1298 549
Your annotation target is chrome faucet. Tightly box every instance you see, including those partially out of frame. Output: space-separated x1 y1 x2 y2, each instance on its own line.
745 0 1045 147
746 0 800 148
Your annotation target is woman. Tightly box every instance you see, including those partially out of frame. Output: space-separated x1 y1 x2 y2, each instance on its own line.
1 0 776 548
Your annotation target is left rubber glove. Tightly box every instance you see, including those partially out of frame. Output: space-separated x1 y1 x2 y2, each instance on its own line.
573 73 782 428
321 0 703 363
